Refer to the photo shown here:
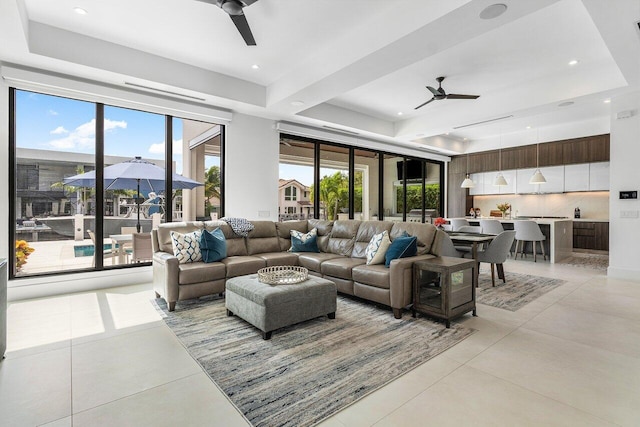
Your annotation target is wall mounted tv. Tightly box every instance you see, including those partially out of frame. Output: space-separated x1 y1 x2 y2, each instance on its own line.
397 160 423 180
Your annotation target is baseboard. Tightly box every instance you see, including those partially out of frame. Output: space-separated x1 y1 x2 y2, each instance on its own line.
606 266 640 282
7 267 152 302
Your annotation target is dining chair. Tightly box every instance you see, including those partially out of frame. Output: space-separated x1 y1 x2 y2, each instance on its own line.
468 230 516 286
438 232 464 258
449 218 470 231
479 219 504 235
131 232 153 263
513 220 547 262
87 229 116 266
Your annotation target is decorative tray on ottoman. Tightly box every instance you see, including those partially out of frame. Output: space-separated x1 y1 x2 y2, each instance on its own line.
258 266 309 285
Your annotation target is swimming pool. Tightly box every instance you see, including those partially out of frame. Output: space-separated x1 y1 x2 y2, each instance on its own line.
73 244 118 257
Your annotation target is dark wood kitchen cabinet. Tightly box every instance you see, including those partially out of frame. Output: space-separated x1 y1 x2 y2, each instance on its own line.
538 141 564 166
573 221 609 251
501 145 537 169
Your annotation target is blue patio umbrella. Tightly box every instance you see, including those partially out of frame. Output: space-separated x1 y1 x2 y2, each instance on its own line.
63 156 203 232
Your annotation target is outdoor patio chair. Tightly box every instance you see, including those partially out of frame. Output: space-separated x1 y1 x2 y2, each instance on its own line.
131 232 153 263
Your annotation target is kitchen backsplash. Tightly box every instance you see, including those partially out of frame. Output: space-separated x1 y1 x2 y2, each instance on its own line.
472 192 609 220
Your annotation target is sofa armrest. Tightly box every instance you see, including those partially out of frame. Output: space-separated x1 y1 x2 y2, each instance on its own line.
152 251 180 308
389 254 437 310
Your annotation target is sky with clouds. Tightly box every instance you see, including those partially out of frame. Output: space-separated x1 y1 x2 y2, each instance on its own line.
15 90 220 174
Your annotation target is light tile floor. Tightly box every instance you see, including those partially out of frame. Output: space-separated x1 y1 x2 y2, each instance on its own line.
2 257 638 426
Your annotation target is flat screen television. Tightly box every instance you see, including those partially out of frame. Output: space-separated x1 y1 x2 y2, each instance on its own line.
397 160 423 180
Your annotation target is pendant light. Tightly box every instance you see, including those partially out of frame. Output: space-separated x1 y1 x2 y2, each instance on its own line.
460 153 475 188
494 127 508 186
529 127 547 184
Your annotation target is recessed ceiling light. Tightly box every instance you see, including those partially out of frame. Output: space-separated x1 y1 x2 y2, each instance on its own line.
74 7 87 15
251 64 260 70
290 100 305 107
445 132 449 135
568 59 579 66
603 99 611 104
463 138 468 141
558 101 574 107
526 126 531 129
397 112 403 116
479 3 507 20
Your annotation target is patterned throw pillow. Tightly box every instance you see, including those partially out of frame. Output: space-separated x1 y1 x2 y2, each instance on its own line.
170 230 203 264
365 230 392 265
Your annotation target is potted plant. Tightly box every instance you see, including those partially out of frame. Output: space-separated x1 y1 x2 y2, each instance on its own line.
433 217 446 229
15 240 35 272
496 202 511 219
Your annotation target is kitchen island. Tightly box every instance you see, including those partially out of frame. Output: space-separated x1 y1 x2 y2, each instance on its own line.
449 217 573 263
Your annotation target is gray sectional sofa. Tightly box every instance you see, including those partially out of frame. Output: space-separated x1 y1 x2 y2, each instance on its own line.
151 219 444 318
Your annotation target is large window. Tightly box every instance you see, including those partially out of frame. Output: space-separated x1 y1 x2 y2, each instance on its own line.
278 134 444 224
10 88 224 278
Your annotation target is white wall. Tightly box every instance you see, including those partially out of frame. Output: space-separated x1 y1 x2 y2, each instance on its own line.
608 92 640 281
225 113 280 220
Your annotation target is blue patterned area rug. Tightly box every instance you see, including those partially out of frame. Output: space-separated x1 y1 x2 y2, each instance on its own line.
153 295 473 427
476 272 566 311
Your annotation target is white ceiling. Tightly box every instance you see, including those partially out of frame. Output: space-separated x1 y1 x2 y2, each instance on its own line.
1 0 639 154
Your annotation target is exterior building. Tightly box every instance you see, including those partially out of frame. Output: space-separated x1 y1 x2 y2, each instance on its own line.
278 178 312 221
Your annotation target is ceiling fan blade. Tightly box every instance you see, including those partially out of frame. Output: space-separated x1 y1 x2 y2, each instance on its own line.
426 86 440 96
241 0 259 5
414 97 436 110
446 94 480 100
230 13 256 45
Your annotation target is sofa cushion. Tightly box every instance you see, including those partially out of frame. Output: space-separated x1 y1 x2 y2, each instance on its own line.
275 220 308 251
365 230 392 265
200 227 227 263
352 221 394 259
327 220 361 256
221 256 266 278
157 222 203 254
170 230 203 264
178 262 226 285
352 264 391 290
385 235 417 267
390 222 437 255
320 257 366 280
307 220 334 252
246 221 281 255
212 223 248 257
178 261 226 285
297 252 344 273
256 252 300 267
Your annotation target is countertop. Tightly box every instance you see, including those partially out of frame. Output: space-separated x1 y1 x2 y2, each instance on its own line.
452 217 573 225
572 218 609 223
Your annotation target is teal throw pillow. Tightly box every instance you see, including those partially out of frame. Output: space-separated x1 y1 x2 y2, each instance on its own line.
384 235 418 267
290 234 320 253
200 227 227 263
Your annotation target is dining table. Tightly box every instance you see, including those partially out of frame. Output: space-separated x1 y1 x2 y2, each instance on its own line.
445 231 496 287
110 233 133 264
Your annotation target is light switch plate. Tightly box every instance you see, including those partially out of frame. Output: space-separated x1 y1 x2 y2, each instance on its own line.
620 210 639 218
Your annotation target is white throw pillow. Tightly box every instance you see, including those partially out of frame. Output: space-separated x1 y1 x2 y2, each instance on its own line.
170 230 203 264
365 230 392 265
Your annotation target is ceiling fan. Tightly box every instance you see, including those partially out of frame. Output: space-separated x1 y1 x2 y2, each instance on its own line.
197 0 259 46
414 76 479 110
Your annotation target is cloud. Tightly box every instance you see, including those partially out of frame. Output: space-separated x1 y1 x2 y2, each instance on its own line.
148 139 183 155
48 118 127 150
50 126 69 135
48 109 58 116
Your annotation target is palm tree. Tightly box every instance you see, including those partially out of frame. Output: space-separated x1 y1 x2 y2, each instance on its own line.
204 165 221 215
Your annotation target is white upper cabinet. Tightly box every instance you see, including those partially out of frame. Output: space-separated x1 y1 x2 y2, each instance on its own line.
537 166 565 193
589 162 610 191
564 164 590 192
468 173 484 195
482 171 501 195
498 169 517 194
516 168 537 194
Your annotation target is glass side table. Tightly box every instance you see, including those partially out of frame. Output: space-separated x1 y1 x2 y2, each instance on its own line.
412 257 476 328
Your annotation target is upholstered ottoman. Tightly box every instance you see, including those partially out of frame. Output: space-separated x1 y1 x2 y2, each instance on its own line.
225 274 337 339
